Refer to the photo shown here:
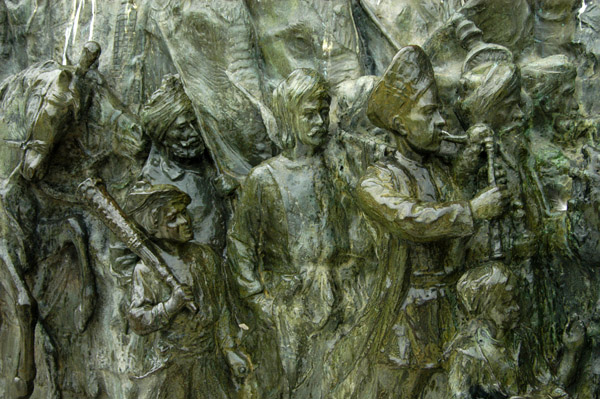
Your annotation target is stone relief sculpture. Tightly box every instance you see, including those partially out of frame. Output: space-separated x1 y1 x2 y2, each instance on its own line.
1 1 600 399
139 74 226 250
447 262 585 399
122 183 247 399
228 69 343 398
0 47 95 398
358 45 507 399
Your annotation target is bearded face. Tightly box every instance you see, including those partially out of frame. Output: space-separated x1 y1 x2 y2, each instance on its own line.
163 112 205 161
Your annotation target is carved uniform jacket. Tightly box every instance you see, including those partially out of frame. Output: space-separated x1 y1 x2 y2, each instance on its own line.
228 155 341 320
128 243 233 399
357 150 474 369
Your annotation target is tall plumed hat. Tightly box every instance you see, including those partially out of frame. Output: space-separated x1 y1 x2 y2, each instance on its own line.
367 46 436 131
140 74 194 143
455 18 520 126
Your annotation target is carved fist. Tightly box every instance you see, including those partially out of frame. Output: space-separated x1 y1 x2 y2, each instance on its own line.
466 123 494 149
225 349 251 380
494 162 508 186
165 284 193 316
470 185 509 220
22 148 47 181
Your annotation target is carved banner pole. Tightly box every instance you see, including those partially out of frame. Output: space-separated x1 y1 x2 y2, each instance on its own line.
77 177 198 313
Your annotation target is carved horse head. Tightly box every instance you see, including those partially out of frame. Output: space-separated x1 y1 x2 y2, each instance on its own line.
0 61 80 182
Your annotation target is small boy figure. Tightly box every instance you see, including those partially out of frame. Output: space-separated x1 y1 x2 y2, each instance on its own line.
447 263 585 399
124 183 249 399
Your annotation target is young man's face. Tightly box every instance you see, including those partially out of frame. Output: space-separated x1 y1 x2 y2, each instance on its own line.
155 200 193 243
398 88 445 154
294 93 330 149
163 112 205 160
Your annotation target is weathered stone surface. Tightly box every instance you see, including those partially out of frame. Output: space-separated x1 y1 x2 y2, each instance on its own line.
1 1 599 398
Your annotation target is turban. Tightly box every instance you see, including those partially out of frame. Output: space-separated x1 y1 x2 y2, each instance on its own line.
141 74 194 144
521 55 576 100
458 61 520 126
457 42 520 126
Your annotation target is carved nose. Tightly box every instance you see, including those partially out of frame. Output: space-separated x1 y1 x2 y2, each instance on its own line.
434 111 446 129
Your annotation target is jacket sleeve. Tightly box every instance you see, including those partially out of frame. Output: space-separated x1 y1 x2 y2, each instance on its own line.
226 170 269 299
127 263 171 335
357 164 474 242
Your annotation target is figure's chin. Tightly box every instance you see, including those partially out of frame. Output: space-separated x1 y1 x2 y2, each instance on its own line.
171 148 204 161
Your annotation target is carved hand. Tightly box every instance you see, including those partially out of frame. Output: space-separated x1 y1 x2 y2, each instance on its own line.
469 186 509 221
466 123 494 150
164 284 194 316
225 349 251 380
22 148 46 181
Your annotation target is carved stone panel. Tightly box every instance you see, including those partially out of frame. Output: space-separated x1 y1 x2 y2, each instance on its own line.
0 1 599 398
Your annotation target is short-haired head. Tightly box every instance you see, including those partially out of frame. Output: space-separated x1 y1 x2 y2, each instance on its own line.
271 68 330 150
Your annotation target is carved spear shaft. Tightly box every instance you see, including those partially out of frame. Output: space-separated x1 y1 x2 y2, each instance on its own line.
77 177 198 313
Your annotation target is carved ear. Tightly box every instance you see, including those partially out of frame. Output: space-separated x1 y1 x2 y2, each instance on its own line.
393 115 406 136
57 69 73 89
149 207 161 235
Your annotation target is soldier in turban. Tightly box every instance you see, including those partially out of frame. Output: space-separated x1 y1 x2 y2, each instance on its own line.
139 74 226 251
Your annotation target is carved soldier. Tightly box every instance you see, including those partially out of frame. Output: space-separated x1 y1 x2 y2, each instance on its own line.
453 38 568 367
447 263 585 399
454 38 545 269
124 183 249 399
149 0 272 178
228 69 345 398
357 45 507 399
521 55 580 214
140 74 226 250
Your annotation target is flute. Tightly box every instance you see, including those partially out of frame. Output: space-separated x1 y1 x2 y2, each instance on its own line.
440 130 468 144
484 135 504 260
